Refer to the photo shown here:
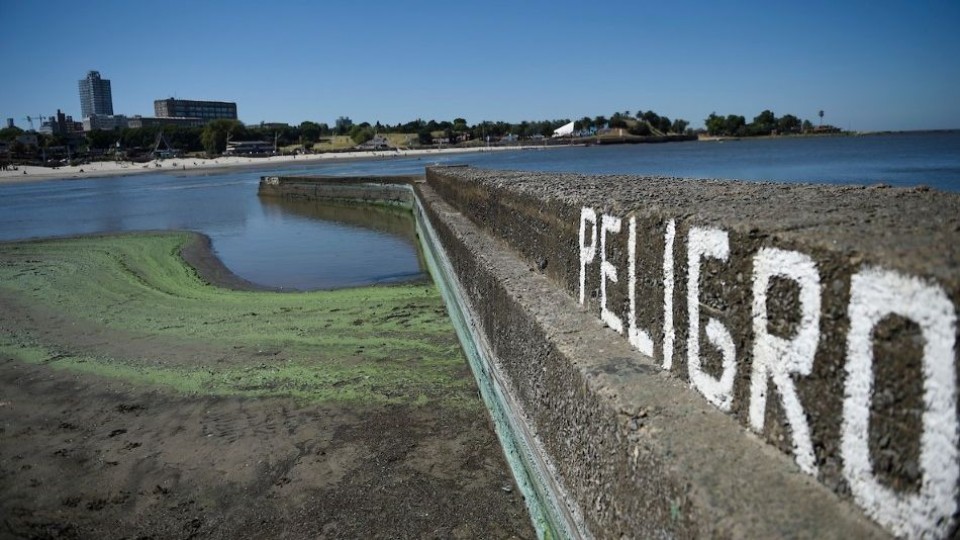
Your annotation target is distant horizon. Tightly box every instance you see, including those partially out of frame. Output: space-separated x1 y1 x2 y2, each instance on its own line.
3 1 958 133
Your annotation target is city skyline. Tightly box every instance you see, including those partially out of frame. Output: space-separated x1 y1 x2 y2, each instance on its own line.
2 1 959 132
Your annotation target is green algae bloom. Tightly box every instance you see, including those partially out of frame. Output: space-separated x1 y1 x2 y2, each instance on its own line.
0 232 477 408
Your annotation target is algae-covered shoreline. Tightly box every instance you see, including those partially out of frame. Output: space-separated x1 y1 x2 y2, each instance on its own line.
0 232 534 538
0 231 470 406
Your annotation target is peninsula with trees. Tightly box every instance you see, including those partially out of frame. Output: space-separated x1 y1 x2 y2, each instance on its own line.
703 109 841 138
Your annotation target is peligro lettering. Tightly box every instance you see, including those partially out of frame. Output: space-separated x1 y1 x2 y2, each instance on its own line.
577 207 958 538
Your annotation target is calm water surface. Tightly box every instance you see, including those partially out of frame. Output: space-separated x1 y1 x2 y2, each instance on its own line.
1 132 957 289
0 170 425 290
446 131 960 189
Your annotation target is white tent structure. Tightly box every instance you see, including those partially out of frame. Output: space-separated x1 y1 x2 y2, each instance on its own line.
552 121 575 138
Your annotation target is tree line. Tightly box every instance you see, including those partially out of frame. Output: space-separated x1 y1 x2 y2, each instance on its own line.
704 109 815 137
578 110 691 136
1 108 695 159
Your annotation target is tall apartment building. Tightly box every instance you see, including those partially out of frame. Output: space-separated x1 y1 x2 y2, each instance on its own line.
154 98 237 122
78 71 113 118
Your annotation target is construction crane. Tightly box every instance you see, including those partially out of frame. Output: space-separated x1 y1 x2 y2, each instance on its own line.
23 115 46 131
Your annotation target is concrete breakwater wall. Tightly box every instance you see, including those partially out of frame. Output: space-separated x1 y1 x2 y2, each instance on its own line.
259 174 421 207
260 170 960 538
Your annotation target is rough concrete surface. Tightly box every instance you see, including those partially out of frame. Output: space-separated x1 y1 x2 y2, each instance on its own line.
424 167 960 538
259 174 420 207
415 180 888 538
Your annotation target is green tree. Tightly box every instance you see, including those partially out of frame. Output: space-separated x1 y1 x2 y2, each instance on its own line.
349 124 374 144
400 119 424 133
641 111 661 126
10 140 27 159
418 129 433 145
300 121 322 143
85 129 117 150
705 113 725 136
818 110 824 126
671 119 689 134
657 115 672 134
750 109 778 136
609 113 628 129
0 126 24 141
725 115 747 136
201 119 245 155
778 114 801 133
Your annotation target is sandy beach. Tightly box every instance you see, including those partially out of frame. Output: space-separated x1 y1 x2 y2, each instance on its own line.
0 146 527 184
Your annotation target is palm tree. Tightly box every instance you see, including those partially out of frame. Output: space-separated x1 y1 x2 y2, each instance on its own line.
818 110 824 127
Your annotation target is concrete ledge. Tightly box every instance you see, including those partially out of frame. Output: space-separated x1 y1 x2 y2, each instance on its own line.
259 174 421 207
416 181 886 538
425 167 959 538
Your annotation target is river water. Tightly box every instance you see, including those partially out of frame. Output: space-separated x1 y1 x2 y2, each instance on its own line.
1 131 957 289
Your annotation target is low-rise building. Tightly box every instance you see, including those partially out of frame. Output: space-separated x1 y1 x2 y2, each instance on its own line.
356 135 392 150
154 98 237 121
224 140 274 155
83 114 129 131
127 116 205 129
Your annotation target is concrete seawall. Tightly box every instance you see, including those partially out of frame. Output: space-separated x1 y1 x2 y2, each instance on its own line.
259 174 421 207
260 170 960 538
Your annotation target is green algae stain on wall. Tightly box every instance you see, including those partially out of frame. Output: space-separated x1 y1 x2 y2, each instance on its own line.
0 233 478 409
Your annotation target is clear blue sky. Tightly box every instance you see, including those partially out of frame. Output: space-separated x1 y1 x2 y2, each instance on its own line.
2 0 958 131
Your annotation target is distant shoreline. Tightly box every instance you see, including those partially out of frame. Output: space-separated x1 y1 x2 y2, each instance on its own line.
0 145 540 185
3 129 956 185
697 128 959 142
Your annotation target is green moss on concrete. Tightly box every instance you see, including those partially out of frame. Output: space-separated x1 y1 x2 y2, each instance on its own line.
0 233 477 408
